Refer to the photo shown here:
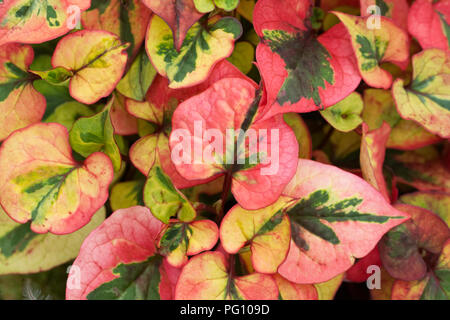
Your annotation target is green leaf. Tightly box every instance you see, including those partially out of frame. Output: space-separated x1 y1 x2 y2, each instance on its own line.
69 98 122 171
143 166 196 224
87 255 163 300
263 28 334 106
116 50 157 101
320 92 363 132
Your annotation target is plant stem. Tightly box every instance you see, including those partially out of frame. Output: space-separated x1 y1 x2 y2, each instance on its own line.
217 171 233 223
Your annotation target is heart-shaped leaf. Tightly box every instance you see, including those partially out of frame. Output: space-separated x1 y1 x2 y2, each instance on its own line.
51 30 129 104
146 14 242 88
0 207 105 275
69 98 122 171
220 200 291 274
391 239 450 300
392 49 450 138
175 251 279 299
169 78 299 210
0 43 46 141
66 206 174 300
333 11 409 89
159 219 218 267
320 92 363 132
0 0 91 46
278 159 407 283
0 123 114 234
254 0 361 119
143 166 197 224
379 203 449 281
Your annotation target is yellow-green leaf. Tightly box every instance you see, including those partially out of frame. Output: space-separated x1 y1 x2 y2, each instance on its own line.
69 98 122 172
143 166 196 224
227 41 254 74
44 101 95 131
52 30 129 104
0 123 114 234
146 14 242 88
333 12 409 89
116 50 157 101
320 92 363 132
392 49 450 138
0 207 105 275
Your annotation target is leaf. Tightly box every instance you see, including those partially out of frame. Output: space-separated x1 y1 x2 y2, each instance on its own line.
384 146 450 193
379 203 450 281
86 255 165 300
0 123 113 234
345 247 381 282
399 191 450 226
237 0 255 22
215 0 240 11
194 0 215 13
274 274 318 300
143 165 197 224
408 0 450 51
81 0 152 58
321 0 359 12
362 89 441 150
116 50 157 101
227 41 255 74
283 113 312 159
130 61 256 189
392 49 450 139
142 0 204 51
0 0 91 46
360 0 409 30
110 180 145 212
159 220 218 267
333 11 409 89
44 101 95 131
110 91 139 135
314 273 345 300
0 43 46 141
220 200 291 274
0 207 105 275
277 159 407 283
169 78 299 210
146 14 242 88
254 0 361 119
175 251 279 299
66 206 171 300
320 92 363 132
69 98 122 172
31 67 73 86
391 239 450 300
360 122 391 202
51 30 129 104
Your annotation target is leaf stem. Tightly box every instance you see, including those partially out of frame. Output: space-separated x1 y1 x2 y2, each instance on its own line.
217 171 233 223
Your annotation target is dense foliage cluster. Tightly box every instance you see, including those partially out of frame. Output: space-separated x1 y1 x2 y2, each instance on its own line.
0 0 449 300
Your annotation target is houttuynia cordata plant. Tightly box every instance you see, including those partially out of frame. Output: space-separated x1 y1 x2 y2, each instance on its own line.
0 0 449 301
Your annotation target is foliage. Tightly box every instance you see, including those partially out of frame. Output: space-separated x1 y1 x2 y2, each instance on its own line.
0 0 449 301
